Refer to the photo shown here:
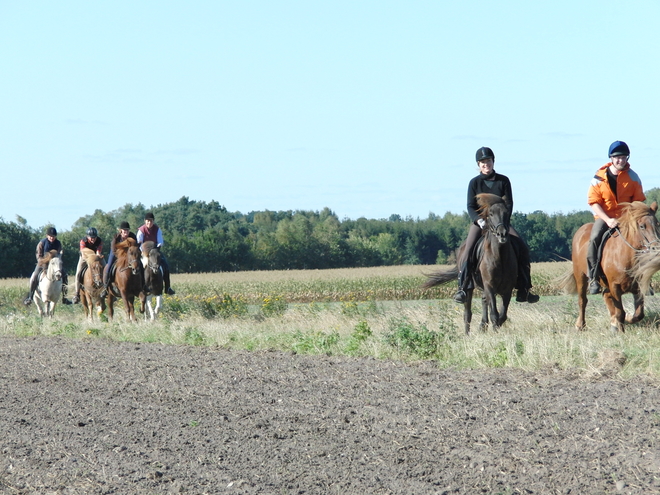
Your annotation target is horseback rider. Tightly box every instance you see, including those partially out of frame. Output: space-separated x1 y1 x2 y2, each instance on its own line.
23 227 73 306
71 227 105 304
100 221 138 298
587 140 646 294
453 147 539 304
137 212 175 295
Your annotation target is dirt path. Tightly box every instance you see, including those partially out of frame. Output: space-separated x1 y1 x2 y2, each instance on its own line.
1 336 659 494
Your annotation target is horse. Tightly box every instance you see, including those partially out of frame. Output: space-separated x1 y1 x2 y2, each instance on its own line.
79 248 106 320
140 241 164 321
558 201 660 333
423 193 518 335
33 250 63 318
107 238 145 322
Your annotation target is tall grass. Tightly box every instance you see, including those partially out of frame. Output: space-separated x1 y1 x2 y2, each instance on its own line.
2 262 660 378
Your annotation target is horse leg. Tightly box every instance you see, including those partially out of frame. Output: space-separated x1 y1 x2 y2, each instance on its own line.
154 295 163 318
107 295 115 321
479 291 491 332
575 273 588 331
496 292 512 328
603 288 625 333
122 293 136 322
626 291 645 324
463 289 474 335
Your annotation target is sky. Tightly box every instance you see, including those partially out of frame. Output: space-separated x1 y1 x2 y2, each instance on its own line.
1 1 659 230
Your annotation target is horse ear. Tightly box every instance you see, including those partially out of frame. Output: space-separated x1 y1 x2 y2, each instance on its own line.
651 201 658 214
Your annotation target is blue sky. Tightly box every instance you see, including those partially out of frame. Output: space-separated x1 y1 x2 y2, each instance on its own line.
1 1 659 230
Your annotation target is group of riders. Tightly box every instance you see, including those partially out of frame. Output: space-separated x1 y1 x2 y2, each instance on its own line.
452 140 643 304
23 140 643 308
23 212 176 307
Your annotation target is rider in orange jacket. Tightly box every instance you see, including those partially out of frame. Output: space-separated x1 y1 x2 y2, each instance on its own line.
586 140 645 294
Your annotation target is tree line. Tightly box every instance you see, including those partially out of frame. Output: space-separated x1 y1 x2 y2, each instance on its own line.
4 189 660 278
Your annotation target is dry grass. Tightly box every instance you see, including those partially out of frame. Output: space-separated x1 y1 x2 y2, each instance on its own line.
3 261 660 378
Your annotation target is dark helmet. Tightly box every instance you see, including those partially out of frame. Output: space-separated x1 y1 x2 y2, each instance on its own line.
119 221 130 230
475 146 495 162
87 227 98 238
46 227 57 237
608 140 630 157
144 212 155 221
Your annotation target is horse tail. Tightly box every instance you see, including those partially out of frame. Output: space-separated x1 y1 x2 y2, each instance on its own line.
630 251 660 295
421 265 459 289
556 267 577 295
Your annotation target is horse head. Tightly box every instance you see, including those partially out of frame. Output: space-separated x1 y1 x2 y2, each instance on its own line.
477 193 510 244
90 257 104 288
141 241 161 274
41 250 63 281
116 238 142 276
618 201 660 252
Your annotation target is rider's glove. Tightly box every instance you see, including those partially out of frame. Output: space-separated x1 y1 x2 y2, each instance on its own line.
477 219 486 229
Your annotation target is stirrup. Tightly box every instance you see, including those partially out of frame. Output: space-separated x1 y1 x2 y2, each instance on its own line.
588 279 601 295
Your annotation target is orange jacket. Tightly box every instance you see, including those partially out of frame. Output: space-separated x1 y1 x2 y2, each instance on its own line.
587 163 645 218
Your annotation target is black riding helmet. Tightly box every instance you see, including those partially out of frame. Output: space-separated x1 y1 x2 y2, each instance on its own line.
87 227 98 238
475 147 495 162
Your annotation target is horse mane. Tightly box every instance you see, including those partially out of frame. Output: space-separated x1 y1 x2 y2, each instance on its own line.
476 193 505 217
617 202 656 240
115 237 137 255
38 250 60 267
141 240 156 255
81 247 101 266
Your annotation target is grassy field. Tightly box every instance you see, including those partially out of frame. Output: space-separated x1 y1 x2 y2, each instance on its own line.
2 261 660 378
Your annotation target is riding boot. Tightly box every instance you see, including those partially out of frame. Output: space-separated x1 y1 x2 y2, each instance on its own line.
163 271 175 296
23 291 34 306
515 262 540 303
23 271 40 306
453 260 469 304
61 285 72 305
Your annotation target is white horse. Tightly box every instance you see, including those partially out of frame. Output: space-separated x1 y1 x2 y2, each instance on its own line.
33 253 63 318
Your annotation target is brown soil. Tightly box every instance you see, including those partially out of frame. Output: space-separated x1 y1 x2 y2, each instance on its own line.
1 336 659 494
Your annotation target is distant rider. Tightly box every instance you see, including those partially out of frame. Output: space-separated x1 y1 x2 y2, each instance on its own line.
23 227 72 306
71 227 105 304
100 221 138 298
137 212 175 295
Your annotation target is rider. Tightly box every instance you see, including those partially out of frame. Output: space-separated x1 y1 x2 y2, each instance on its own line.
453 147 539 304
137 212 175 295
587 140 645 294
100 221 138 298
71 227 105 304
23 227 73 306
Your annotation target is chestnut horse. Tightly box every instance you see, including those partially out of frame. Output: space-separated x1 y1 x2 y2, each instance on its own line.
558 201 660 333
107 238 144 322
140 241 164 321
79 248 106 320
423 193 518 335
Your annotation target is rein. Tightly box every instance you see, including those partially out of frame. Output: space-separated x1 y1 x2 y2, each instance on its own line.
613 226 660 254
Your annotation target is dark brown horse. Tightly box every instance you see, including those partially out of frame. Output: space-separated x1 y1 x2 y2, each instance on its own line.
79 249 106 320
140 241 164 321
558 201 660 333
423 193 518 334
107 238 144 322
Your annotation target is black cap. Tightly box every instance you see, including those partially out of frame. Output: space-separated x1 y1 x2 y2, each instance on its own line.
46 227 57 236
144 212 155 220
475 147 495 162
119 221 130 230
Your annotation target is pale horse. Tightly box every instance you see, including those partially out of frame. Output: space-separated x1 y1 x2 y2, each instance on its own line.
33 252 64 317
